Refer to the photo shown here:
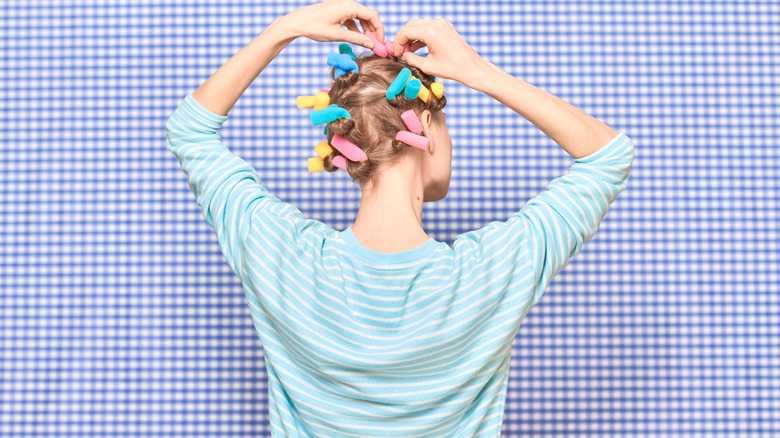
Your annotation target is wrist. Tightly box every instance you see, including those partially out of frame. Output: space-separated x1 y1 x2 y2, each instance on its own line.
460 58 500 92
267 16 300 44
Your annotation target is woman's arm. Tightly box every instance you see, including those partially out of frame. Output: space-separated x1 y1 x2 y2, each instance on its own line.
191 0 384 117
166 1 386 279
464 60 618 159
391 18 616 159
391 18 633 312
190 19 297 117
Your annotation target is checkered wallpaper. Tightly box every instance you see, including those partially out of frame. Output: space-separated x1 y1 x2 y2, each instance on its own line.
1 0 778 436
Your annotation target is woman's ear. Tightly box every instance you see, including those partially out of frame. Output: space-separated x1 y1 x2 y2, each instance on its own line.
420 109 432 135
420 110 434 154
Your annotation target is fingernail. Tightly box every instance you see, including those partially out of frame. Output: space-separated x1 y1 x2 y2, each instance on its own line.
364 40 373 48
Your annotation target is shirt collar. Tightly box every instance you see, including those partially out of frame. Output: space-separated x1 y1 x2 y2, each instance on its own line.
341 227 439 265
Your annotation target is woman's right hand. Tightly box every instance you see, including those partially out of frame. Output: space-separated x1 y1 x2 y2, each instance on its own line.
391 18 486 85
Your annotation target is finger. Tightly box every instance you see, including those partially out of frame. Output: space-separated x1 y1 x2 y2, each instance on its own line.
408 40 427 53
342 19 359 34
336 28 374 48
350 3 384 42
392 22 427 57
401 51 427 72
358 18 373 36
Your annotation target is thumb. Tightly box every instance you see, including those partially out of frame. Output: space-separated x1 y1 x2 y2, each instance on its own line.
337 29 373 48
402 51 426 70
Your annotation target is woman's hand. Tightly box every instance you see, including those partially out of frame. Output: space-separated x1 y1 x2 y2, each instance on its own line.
392 18 486 84
278 0 385 49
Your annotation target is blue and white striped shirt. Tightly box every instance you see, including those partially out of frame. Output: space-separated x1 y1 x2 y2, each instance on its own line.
165 92 635 437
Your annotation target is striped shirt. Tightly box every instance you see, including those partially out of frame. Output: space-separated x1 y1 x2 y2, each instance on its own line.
165 92 635 437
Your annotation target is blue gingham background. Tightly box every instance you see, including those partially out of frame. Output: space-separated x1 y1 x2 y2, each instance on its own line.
1 1 778 436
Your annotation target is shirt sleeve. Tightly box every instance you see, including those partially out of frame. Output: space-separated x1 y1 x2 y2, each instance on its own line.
165 92 313 279
520 131 635 307
453 131 635 310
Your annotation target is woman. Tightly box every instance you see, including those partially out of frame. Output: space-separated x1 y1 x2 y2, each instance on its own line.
165 0 634 435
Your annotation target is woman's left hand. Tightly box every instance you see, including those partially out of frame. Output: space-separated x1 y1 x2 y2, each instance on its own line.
279 0 385 49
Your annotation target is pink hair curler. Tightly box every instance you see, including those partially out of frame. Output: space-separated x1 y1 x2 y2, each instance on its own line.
365 31 388 57
400 109 423 134
330 134 368 162
396 130 429 151
331 155 348 171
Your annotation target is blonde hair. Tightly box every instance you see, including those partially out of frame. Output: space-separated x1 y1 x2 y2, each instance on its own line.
322 52 447 189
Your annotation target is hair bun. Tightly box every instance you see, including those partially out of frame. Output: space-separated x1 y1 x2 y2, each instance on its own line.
328 116 356 138
332 67 360 87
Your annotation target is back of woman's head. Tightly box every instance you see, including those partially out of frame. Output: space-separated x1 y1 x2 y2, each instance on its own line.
321 52 447 189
